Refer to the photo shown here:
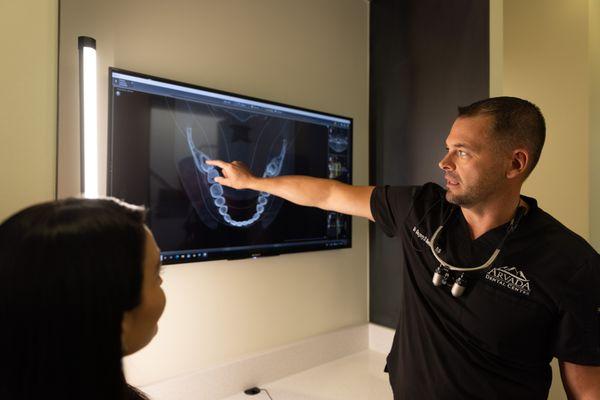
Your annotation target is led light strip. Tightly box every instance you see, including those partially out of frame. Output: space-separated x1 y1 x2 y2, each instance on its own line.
78 36 98 198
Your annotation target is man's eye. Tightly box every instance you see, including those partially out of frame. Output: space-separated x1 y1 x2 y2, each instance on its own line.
457 150 468 158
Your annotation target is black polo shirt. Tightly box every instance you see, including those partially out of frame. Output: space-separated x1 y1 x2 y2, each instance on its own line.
371 183 600 400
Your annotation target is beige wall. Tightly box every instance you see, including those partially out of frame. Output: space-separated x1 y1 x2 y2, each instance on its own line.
497 1 595 398
58 0 369 386
489 0 503 98
591 0 600 250
0 0 58 221
504 0 590 238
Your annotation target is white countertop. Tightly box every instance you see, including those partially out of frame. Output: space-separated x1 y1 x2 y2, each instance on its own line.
222 350 392 400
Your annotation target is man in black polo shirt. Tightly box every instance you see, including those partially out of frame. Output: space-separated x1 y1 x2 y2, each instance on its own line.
207 97 600 399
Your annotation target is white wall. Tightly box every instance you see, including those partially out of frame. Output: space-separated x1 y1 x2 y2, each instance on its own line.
58 0 370 386
0 0 58 221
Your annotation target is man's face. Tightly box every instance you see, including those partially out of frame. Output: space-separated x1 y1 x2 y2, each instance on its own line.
438 115 509 207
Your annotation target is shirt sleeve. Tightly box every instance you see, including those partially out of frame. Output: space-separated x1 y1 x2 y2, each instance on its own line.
552 254 600 365
370 185 418 238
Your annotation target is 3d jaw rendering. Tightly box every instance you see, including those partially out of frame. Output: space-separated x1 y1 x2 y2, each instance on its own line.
186 127 288 228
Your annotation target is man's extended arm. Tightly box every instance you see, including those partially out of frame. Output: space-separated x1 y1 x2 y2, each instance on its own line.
560 361 600 400
206 160 375 221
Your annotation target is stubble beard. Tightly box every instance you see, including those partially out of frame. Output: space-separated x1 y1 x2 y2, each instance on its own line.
445 173 504 207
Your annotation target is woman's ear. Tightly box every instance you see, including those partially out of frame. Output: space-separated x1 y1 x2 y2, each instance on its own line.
121 311 133 355
506 148 529 179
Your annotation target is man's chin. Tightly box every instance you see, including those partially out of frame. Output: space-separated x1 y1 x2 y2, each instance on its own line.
445 189 465 206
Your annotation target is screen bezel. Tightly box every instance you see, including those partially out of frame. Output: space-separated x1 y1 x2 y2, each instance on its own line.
107 67 353 264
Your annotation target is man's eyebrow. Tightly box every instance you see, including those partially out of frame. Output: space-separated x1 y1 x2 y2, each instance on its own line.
447 142 477 151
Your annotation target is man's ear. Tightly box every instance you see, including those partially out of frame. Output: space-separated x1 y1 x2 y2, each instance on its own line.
506 148 529 179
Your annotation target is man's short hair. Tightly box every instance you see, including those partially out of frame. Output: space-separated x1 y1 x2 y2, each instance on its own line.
458 96 546 176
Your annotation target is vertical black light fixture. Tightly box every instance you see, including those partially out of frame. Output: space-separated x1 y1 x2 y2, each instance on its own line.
78 36 98 198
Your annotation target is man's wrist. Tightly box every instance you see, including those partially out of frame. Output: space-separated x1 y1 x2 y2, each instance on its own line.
248 176 266 192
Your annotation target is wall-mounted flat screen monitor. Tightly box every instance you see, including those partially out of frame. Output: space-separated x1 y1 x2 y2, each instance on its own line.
108 68 352 265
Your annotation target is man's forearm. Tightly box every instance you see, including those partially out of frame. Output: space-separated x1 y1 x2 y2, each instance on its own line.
249 175 334 209
248 175 375 220
206 158 374 219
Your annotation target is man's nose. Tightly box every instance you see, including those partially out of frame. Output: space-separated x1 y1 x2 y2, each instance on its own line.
438 153 454 171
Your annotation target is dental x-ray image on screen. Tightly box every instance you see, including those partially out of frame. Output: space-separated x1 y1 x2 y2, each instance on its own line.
108 68 352 265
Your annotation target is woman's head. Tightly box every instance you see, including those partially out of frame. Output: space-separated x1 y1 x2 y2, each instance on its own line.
0 197 165 399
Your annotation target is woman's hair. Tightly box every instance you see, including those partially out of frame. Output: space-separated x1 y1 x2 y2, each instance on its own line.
0 198 150 400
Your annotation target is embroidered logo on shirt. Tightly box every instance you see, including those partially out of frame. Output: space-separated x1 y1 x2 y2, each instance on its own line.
485 266 531 296
412 226 441 253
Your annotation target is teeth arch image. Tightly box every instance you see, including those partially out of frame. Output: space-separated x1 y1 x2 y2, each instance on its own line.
187 128 288 227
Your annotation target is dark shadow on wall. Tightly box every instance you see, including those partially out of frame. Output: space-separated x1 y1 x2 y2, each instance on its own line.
369 0 489 329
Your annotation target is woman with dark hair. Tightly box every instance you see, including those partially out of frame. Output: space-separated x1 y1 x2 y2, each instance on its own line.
0 197 166 400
